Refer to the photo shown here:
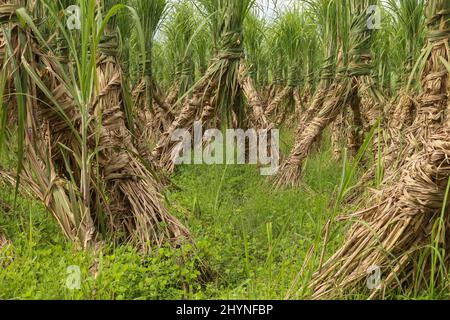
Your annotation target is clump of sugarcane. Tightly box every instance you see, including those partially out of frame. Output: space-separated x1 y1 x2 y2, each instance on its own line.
254 3 328 148
287 18 321 128
333 1 385 158
0 0 96 246
310 0 450 299
95 0 190 248
162 1 199 104
153 2 212 94
243 13 269 90
152 0 257 172
291 0 339 148
238 12 273 130
274 0 377 188
378 0 425 152
345 0 426 203
272 0 339 184
264 7 309 126
130 0 176 149
0 0 190 251
146 0 213 148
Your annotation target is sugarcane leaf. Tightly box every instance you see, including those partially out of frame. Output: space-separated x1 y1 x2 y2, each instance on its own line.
439 56 450 74
0 61 7 155
3 27 26 207
20 58 82 144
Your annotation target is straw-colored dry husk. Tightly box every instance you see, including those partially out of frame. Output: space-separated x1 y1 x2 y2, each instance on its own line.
286 88 304 126
165 77 182 108
132 79 174 146
274 78 355 188
347 91 364 157
151 67 217 171
331 112 344 160
295 87 327 138
389 90 417 131
0 232 9 250
344 91 418 204
238 62 272 130
265 86 291 119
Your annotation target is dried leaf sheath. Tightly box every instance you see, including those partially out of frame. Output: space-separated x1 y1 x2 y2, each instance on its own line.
151 68 217 172
264 86 291 120
0 231 9 250
238 61 272 130
132 79 174 145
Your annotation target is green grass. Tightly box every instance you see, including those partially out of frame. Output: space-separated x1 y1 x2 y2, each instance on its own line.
2 129 449 300
0 129 348 300
167 143 344 299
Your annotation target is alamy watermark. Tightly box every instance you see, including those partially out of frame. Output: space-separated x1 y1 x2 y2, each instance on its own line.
66 265 81 290
65 4 382 31
66 5 81 30
367 5 382 30
170 121 280 176
366 265 382 290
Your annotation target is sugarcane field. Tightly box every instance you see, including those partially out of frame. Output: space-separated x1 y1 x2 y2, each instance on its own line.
1 0 450 304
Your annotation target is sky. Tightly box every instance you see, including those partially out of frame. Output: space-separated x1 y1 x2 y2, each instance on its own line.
163 0 293 21
256 0 291 19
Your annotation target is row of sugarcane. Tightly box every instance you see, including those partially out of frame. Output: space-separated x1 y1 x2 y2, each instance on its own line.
2 0 450 298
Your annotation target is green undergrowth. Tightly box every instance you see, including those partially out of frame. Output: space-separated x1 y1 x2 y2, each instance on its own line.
2 129 447 300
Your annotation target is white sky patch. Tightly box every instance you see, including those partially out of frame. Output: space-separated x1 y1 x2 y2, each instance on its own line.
255 0 292 20
164 0 294 22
